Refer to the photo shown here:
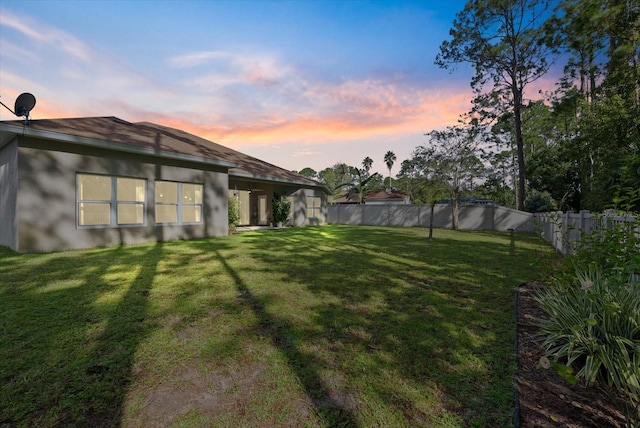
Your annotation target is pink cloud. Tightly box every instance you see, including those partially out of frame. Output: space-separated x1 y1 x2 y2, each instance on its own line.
142 84 473 148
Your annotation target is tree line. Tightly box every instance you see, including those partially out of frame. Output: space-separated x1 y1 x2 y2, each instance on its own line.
298 0 639 214
296 151 398 204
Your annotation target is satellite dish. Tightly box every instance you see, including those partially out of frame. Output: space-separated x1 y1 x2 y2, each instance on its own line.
14 93 36 118
0 92 36 124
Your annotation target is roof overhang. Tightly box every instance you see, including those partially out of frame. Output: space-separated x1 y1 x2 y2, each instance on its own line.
0 122 240 169
229 170 331 194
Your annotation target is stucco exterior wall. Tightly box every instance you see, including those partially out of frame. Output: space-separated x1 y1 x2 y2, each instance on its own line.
0 139 18 250
15 138 229 252
290 188 327 226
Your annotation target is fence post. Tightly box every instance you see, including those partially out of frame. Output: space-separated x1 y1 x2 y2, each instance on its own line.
564 211 571 254
578 210 588 249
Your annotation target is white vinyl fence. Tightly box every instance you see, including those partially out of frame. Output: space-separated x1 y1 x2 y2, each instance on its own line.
327 204 535 232
535 210 640 282
534 210 640 255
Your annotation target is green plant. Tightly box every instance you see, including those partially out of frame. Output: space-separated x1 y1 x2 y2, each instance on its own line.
271 196 290 225
536 267 640 420
524 190 556 213
569 213 640 280
228 193 240 232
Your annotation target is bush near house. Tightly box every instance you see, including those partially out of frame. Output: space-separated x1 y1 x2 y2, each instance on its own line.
272 196 291 225
228 194 240 232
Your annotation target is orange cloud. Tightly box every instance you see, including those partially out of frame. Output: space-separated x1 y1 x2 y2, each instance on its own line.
145 86 473 149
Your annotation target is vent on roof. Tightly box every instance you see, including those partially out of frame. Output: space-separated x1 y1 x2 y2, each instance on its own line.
0 92 36 124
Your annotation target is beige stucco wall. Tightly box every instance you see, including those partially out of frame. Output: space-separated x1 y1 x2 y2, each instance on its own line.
0 139 18 250
290 188 328 226
15 137 229 252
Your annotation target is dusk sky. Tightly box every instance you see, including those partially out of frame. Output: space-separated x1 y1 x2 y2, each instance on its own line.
2 0 509 177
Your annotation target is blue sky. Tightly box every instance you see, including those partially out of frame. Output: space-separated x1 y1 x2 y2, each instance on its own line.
1 0 485 176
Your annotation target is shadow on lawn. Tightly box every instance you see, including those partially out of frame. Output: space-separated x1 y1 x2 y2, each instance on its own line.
0 243 162 427
238 226 541 425
211 247 360 426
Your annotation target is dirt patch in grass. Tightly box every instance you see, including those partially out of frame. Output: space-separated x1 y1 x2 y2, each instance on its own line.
516 281 629 427
127 361 272 426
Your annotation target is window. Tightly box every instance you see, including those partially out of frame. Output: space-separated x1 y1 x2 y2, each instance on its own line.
155 181 178 223
155 181 203 224
306 196 321 219
77 174 146 227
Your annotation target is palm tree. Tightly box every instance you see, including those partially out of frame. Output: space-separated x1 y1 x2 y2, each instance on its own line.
362 156 373 173
384 151 396 190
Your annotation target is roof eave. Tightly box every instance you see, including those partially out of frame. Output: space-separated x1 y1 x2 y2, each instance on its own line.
229 170 331 194
0 122 240 169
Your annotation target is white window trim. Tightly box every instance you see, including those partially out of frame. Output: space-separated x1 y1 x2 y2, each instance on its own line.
76 174 147 229
307 196 322 219
155 181 204 225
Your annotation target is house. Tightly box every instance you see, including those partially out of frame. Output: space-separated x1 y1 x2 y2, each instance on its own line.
331 188 411 205
0 116 329 252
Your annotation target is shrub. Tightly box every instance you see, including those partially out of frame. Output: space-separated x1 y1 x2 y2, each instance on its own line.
228 194 240 232
536 267 640 419
525 190 556 213
272 196 291 225
568 213 640 280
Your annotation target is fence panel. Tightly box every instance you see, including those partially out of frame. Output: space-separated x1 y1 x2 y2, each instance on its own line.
534 210 639 254
327 204 535 232
535 211 639 282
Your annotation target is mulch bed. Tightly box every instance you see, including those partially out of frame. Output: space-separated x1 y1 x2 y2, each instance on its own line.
515 281 630 428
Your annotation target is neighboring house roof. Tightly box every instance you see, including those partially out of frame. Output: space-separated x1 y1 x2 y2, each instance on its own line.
0 116 327 191
365 189 410 201
332 188 410 204
436 197 495 205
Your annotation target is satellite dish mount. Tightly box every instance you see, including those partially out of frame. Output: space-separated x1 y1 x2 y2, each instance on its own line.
0 93 37 124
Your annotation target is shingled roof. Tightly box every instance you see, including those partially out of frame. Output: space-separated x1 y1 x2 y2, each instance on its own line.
0 116 325 190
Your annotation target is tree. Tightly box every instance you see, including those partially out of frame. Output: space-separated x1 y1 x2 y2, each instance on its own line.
546 0 640 211
397 158 424 202
362 156 373 173
397 149 453 238
383 151 397 189
318 163 352 195
318 160 381 204
419 126 484 230
297 167 318 179
436 0 555 210
350 157 381 204
477 148 516 208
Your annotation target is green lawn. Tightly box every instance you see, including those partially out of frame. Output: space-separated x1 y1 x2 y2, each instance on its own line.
0 226 552 427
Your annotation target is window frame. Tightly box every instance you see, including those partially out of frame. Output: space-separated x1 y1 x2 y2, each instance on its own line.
76 173 147 229
154 180 204 225
306 196 322 219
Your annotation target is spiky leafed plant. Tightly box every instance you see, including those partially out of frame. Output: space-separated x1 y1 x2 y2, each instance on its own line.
536 267 640 421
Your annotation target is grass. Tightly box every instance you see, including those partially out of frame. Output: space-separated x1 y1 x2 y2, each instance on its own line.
0 225 552 427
